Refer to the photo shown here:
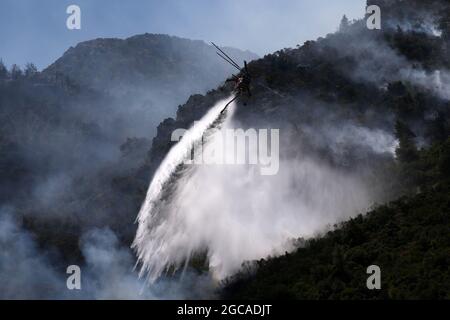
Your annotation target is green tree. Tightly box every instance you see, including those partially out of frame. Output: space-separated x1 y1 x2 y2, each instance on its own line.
24 63 38 78
438 138 450 180
0 59 8 79
438 5 450 40
10 64 23 80
339 15 350 32
395 120 418 163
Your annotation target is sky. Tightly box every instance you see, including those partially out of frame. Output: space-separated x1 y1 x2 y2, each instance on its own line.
0 0 366 70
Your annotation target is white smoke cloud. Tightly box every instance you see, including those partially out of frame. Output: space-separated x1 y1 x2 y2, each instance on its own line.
401 69 450 101
0 207 213 299
80 228 215 299
304 122 399 157
0 208 66 299
331 29 450 101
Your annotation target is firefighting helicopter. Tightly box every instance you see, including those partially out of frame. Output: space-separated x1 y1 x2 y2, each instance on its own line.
212 42 252 113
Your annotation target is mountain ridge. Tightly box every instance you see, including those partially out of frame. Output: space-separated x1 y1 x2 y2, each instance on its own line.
43 33 258 95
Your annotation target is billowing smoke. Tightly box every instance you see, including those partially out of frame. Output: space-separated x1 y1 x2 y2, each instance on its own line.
303 122 399 159
0 206 214 299
0 37 254 299
0 207 66 299
328 24 450 101
404 69 450 101
80 228 216 299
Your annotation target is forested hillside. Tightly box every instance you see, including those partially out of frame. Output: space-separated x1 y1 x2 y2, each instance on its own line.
222 139 450 299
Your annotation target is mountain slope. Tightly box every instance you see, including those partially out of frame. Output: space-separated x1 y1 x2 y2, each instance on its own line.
44 34 257 95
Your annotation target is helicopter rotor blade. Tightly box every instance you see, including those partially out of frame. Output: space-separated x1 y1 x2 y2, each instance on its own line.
212 42 242 70
214 47 241 69
216 52 241 71
214 48 241 70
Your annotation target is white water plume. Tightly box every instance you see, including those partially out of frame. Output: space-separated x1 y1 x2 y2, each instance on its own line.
133 96 236 282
